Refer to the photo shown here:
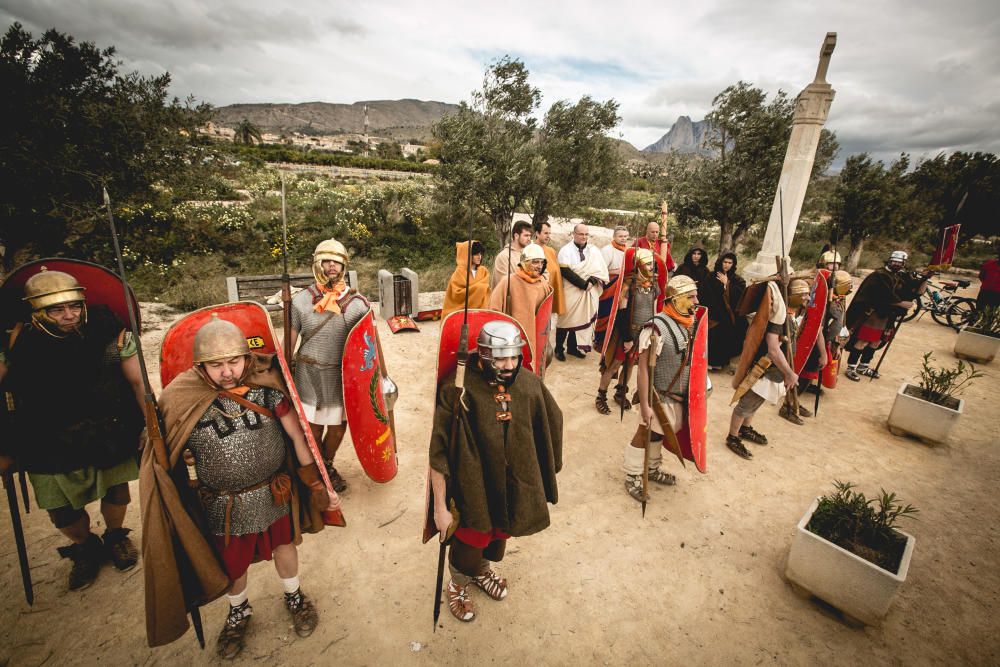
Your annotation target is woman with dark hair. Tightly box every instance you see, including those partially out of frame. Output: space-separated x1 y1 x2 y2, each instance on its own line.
700 252 747 370
673 244 711 287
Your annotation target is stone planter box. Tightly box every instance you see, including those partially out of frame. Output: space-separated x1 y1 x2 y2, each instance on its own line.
954 326 999 364
887 382 964 444
786 498 915 626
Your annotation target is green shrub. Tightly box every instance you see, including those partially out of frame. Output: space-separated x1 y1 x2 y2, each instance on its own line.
914 352 982 405
806 481 918 573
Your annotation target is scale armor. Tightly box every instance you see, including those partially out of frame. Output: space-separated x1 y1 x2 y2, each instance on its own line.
291 289 370 411
186 387 290 536
650 315 693 398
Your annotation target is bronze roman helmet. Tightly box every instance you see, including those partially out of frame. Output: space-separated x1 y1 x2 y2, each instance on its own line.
23 268 88 332
665 274 698 314
312 238 349 286
192 314 250 364
833 270 854 296
788 278 811 309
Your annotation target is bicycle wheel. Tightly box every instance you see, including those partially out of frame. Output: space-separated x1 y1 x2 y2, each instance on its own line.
946 298 977 331
930 299 952 326
900 296 922 322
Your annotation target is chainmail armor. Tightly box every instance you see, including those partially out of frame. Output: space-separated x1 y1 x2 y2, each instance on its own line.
186 387 289 536
649 314 693 398
291 288 370 411
629 281 659 338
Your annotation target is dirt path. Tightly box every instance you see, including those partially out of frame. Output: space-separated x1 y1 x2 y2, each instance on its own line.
2 283 998 666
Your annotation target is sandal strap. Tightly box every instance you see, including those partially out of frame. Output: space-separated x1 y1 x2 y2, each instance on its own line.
473 570 508 600
447 581 475 621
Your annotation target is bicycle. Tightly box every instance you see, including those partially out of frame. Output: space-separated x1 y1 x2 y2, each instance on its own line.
900 278 976 330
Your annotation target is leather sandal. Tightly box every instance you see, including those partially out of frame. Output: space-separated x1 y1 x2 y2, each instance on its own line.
647 468 676 485
595 389 611 415
285 589 319 638
217 602 252 660
447 580 475 622
726 435 753 460
472 570 508 601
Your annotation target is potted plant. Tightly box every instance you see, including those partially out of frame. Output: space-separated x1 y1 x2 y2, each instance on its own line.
954 305 1000 363
786 481 918 626
886 352 980 444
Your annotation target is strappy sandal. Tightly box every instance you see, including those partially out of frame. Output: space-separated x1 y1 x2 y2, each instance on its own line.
595 389 611 415
285 589 319 638
739 425 768 445
472 569 508 601
624 474 646 503
447 581 475 622
647 468 676 486
217 602 252 660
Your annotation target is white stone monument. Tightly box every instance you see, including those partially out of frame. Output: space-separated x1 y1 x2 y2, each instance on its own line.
743 33 837 281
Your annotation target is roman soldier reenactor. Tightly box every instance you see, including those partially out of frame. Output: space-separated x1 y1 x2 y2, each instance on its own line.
287 238 371 491
147 316 338 658
595 248 666 415
844 250 927 381
625 274 699 501
428 320 562 623
779 278 823 424
801 269 853 396
0 268 144 591
727 280 798 459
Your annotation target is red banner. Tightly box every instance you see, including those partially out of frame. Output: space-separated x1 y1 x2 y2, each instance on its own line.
929 224 961 270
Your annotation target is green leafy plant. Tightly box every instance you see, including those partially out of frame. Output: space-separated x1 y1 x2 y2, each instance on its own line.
969 305 1000 337
806 481 918 573
915 352 982 405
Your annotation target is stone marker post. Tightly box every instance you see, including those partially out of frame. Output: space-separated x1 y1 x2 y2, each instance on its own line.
743 33 837 281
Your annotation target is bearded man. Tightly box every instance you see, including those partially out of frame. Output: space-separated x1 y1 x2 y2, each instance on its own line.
428 320 562 623
490 243 553 362
555 223 609 360
0 268 144 591
287 239 370 492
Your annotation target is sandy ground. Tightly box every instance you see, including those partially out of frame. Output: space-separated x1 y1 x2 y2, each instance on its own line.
2 279 998 666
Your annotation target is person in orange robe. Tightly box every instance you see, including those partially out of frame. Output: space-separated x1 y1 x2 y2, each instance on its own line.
442 240 490 319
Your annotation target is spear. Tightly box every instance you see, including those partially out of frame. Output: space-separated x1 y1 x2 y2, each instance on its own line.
280 172 293 363
776 189 800 417
104 188 206 649
432 210 473 632
2 472 31 604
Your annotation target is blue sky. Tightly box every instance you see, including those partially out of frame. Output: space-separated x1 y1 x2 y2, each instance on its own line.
4 0 998 165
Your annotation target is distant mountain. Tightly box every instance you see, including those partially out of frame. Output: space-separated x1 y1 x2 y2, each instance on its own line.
212 99 460 138
643 116 711 155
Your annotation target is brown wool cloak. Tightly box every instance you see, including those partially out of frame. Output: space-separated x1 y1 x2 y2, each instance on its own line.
442 240 491 320
489 271 553 362
428 360 562 537
140 353 326 647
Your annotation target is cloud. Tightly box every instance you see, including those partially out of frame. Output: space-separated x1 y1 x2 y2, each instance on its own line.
2 0 998 165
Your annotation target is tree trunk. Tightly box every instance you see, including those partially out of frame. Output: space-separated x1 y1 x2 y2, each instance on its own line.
718 223 735 255
492 211 512 249
846 236 865 274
